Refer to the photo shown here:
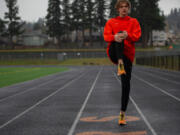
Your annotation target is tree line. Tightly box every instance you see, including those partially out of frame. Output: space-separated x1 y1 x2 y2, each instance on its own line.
167 8 180 34
0 0 165 48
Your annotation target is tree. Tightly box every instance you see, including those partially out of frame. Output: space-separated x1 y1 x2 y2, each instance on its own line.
46 0 63 45
129 0 138 18
86 0 96 46
79 0 87 46
70 0 80 42
167 8 180 34
137 0 165 47
109 0 118 18
0 18 6 36
95 0 107 46
4 0 25 47
32 18 46 34
33 22 41 31
71 0 87 47
62 0 71 41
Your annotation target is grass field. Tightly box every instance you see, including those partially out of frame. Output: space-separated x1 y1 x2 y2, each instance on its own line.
0 59 63 65
0 67 68 88
0 58 113 88
0 58 113 66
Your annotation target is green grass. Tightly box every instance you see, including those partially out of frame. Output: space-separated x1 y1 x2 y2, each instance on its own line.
0 58 113 66
0 59 63 65
0 67 68 88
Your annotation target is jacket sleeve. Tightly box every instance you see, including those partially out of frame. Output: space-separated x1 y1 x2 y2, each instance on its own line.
103 20 115 42
126 19 141 42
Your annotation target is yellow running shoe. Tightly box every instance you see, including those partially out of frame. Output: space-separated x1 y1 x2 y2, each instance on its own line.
118 112 126 125
117 63 126 76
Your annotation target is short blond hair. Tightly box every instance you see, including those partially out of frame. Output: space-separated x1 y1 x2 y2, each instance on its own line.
115 0 131 11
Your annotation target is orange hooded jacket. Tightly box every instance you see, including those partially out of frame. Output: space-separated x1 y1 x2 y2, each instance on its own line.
104 16 141 63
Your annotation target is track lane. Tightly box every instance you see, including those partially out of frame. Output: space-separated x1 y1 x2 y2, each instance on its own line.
0 66 179 135
0 67 101 135
74 67 152 135
131 69 180 135
133 67 180 99
134 66 180 79
114 73 157 135
0 68 84 102
0 68 87 129
0 67 82 100
135 69 180 85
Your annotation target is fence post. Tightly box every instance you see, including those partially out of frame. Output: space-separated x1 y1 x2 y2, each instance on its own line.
171 56 174 70
178 55 180 71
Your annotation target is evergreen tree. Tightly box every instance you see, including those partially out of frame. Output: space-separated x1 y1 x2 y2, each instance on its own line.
71 0 87 46
86 0 96 46
33 18 46 34
0 18 6 36
70 0 79 42
79 0 87 45
46 0 63 44
62 0 71 41
129 0 138 18
167 8 180 34
95 0 107 46
4 0 24 47
33 22 41 31
109 0 118 18
137 0 165 47
96 0 107 27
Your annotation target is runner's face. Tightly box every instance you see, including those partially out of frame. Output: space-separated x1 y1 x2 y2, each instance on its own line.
118 3 129 17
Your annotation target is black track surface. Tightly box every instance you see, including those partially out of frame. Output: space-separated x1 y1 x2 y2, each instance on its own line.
0 66 179 135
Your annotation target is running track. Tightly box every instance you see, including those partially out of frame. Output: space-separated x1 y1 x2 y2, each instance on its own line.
0 66 179 135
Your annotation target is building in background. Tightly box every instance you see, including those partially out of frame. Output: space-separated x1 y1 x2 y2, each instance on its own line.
18 31 48 46
151 30 168 46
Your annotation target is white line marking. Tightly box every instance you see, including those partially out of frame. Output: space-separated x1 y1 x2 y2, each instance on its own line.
67 67 102 135
143 68 180 78
113 72 157 135
0 76 66 102
135 66 180 78
136 70 180 85
133 74 180 102
0 71 86 129
0 70 83 103
130 97 158 135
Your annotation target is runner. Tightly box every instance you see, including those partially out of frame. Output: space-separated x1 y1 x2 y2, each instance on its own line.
104 0 141 125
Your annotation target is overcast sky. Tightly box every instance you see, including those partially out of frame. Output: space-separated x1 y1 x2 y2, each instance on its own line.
0 0 180 22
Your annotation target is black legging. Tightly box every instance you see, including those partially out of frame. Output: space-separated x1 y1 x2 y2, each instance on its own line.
114 41 132 112
120 55 132 112
115 40 124 60
108 41 132 112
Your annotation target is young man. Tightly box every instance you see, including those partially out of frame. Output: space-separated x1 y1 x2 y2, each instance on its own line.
104 0 141 125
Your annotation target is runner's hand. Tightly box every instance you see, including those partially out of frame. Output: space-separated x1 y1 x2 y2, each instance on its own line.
115 34 123 43
123 31 128 39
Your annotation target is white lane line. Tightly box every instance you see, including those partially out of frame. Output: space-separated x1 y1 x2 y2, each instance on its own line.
136 70 180 85
0 71 86 129
130 97 157 135
67 67 102 135
133 74 180 102
0 70 83 103
113 72 157 135
135 66 180 78
143 68 180 78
